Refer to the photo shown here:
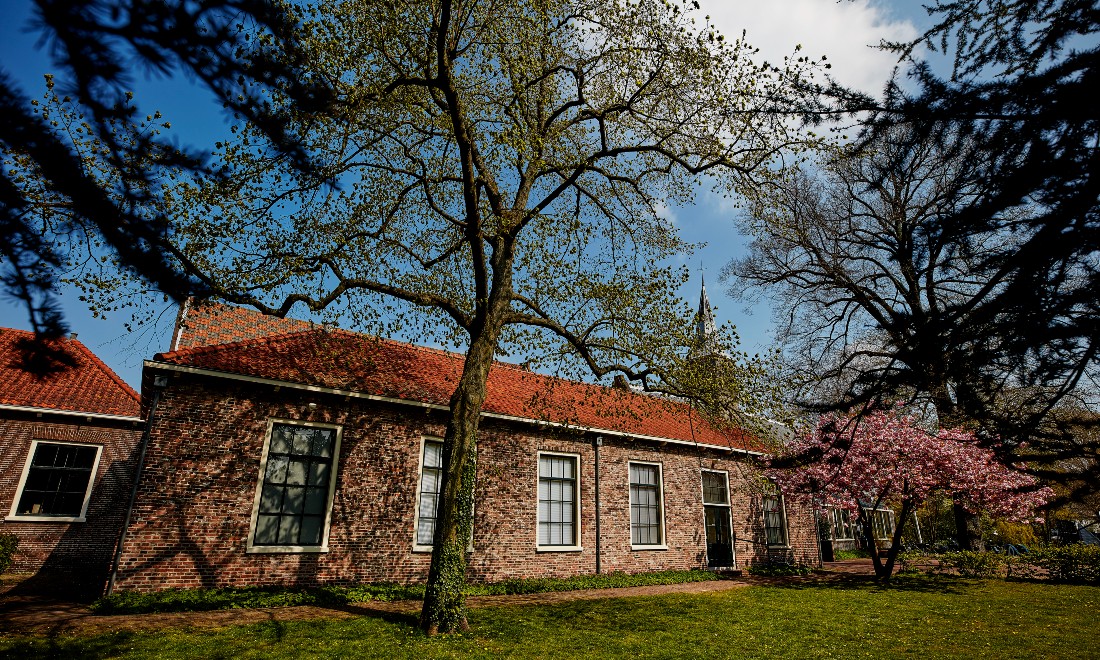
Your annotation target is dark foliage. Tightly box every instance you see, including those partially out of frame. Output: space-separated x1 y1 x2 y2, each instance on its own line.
0 0 332 350
867 1 1100 497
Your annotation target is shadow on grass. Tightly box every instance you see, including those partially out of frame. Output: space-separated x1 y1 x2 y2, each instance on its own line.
757 572 970 595
0 630 139 660
316 601 420 628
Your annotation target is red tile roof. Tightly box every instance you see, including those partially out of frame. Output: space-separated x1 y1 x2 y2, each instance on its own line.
0 328 141 418
157 306 760 452
172 299 314 350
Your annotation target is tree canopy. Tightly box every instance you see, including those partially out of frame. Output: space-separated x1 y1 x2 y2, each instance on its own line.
867 0 1100 458
47 0 824 633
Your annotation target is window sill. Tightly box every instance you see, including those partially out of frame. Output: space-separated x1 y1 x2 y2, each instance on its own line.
536 545 583 553
246 545 330 554
766 544 791 550
5 515 85 523
630 544 668 551
412 544 475 554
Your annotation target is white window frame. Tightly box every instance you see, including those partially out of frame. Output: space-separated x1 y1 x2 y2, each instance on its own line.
536 450 582 552
762 484 790 548
246 418 342 554
6 440 103 523
628 460 667 550
413 436 445 553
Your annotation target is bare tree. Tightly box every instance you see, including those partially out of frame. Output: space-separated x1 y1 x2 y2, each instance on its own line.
726 126 1098 543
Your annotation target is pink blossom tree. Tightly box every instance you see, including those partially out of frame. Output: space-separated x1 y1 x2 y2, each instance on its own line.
770 408 1053 581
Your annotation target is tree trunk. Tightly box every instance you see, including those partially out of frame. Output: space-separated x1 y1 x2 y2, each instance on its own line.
929 383 975 550
952 502 975 551
879 501 912 583
860 509 887 581
419 330 499 634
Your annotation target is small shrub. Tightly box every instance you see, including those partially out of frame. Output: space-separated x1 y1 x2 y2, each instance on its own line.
832 549 869 560
1004 555 1042 580
896 550 931 574
747 562 812 577
1030 544 1100 584
0 533 17 574
936 551 1007 578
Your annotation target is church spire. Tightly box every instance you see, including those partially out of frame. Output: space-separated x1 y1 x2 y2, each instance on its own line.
696 275 717 347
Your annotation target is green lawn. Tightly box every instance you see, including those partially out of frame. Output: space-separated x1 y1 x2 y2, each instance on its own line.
1 577 1095 659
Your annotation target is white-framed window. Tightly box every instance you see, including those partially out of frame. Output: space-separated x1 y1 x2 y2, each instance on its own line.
830 506 895 541
868 508 896 540
762 485 789 547
537 451 581 551
247 419 342 553
830 507 855 540
6 440 103 522
413 437 445 551
629 461 666 549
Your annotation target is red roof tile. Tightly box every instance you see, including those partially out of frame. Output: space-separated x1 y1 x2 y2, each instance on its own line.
157 306 760 452
0 328 141 418
172 299 314 350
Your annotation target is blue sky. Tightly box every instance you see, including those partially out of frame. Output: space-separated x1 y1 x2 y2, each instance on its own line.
0 1 931 387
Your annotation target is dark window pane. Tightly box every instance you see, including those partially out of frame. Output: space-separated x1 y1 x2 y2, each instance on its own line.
252 424 337 547
278 517 301 545
303 487 327 515
300 516 323 545
254 514 281 544
283 485 305 512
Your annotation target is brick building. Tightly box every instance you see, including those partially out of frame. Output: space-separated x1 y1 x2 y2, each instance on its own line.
0 328 143 594
109 302 819 592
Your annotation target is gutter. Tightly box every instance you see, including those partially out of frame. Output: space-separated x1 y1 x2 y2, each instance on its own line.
594 435 603 574
0 403 142 424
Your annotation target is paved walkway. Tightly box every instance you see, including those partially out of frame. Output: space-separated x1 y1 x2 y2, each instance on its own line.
0 562 876 637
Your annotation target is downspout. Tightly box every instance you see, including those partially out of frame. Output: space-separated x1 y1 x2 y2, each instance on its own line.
106 374 168 596
594 435 603 574
813 504 824 567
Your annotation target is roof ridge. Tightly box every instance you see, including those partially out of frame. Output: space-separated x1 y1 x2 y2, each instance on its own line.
159 325 325 359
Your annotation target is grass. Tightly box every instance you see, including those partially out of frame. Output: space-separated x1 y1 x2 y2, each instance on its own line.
2 576 1097 659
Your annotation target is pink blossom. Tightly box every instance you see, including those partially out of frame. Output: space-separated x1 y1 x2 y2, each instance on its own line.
770 409 1053 523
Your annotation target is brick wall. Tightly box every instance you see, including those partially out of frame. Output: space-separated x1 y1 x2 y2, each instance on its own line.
0 412 142 593
112 371 818 592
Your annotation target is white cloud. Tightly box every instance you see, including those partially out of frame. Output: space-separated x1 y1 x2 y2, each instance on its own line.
700 0 919 95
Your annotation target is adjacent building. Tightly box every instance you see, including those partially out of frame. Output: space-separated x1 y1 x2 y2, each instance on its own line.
0 328 143 593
